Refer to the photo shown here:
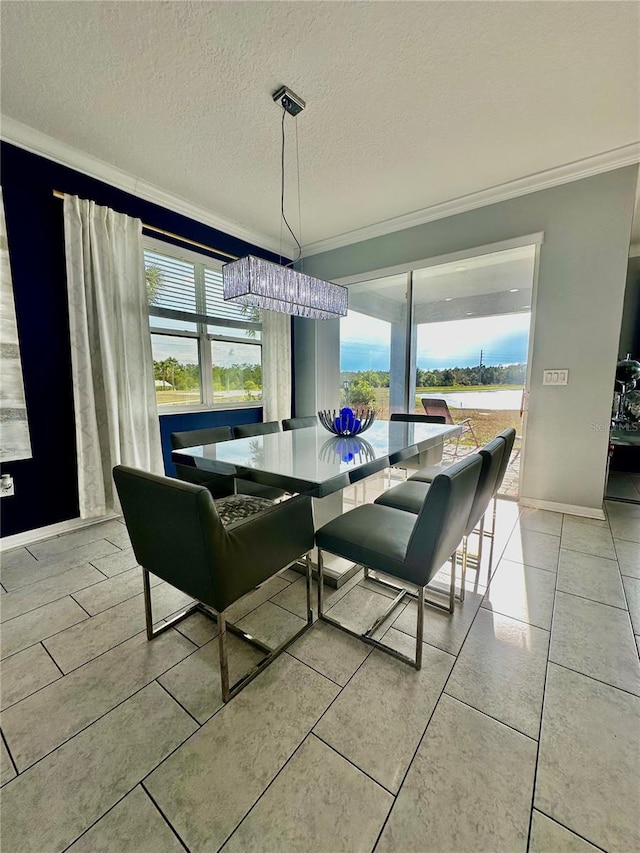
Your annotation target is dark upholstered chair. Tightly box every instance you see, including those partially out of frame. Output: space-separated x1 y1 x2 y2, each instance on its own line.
113 465 315 703
375 437 503 594
282 415 319 431
315 454 482 668
171 426 285 501
484 427 517 568
390 413 446 424
171 427 235 499
386 412 448 483
234 421 281 439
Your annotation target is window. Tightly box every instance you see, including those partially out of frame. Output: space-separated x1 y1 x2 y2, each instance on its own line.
144 239 262 409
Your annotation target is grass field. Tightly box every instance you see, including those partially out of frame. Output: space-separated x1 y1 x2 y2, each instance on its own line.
368 386 522 446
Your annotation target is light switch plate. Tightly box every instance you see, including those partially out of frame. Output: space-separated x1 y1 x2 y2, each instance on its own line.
543 369 569 385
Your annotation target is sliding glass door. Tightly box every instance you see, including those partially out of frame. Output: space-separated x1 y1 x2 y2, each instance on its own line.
339 274 408 419
339 244 537 497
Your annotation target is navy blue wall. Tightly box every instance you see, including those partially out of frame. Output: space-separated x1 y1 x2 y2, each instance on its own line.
0 142 282 538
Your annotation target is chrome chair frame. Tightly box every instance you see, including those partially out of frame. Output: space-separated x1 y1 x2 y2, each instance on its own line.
142 555 313 703
317 552 456 669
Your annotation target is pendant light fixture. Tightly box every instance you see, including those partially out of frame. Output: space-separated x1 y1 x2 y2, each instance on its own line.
222 86 348 320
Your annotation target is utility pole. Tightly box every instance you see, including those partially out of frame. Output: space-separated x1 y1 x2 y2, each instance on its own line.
479 349 483 385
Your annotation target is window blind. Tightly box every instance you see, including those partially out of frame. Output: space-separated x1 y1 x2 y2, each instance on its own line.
145 249 261 330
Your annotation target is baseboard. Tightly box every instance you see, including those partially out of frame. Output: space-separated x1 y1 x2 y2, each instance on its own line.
0 513 121 552
518 497 606 521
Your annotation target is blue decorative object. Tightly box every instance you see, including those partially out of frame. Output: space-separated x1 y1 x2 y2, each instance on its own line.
318 406 376 436
319 436 376 465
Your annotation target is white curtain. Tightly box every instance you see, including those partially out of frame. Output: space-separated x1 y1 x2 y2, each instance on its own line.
64 195 163 518
261 309 292 422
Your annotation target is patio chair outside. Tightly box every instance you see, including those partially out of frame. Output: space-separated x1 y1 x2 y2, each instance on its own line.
421 397 479 455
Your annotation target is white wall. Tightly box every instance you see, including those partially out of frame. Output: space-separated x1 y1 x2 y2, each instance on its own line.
296 166 638 514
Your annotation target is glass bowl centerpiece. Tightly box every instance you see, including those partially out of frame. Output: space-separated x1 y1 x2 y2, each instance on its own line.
319 435 376 465
317 406 376 436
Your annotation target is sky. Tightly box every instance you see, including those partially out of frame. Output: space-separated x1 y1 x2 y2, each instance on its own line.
340 310 531 372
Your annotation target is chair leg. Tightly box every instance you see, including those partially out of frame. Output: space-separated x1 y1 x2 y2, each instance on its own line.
142 567 200 640
460 541 467 603
218 611 230 703
317 549 325 617
487 497 498 579
143 568 154 640
449 553 457 612
477 514 485 570
415 585 424 670
305 553 313 622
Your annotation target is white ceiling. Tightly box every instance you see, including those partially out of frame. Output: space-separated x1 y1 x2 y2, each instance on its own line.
1 1 639 253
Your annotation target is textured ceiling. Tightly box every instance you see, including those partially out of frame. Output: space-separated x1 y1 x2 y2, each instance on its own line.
1 1 638 250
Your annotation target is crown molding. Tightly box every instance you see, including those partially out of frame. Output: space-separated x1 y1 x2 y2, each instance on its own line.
3 116 637 262
303 142 640 257
0 115 289 256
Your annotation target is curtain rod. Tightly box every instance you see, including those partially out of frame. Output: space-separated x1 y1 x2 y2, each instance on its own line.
52 190 238 261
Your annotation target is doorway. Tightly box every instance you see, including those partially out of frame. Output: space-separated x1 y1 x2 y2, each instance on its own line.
339 242 538 498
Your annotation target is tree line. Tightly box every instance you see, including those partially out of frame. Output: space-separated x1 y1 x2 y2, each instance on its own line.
154 357 262 392
341 364 526 406
341 363 526 389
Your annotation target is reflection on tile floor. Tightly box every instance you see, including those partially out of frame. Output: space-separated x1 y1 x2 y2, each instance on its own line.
1 503 639 851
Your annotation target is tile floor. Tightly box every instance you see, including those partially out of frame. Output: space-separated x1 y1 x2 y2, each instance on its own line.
1 497 639 852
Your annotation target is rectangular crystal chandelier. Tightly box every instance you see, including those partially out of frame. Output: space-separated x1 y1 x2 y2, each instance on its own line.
222 255 348 320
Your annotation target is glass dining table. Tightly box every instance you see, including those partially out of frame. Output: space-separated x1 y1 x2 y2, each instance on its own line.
172 420 460 585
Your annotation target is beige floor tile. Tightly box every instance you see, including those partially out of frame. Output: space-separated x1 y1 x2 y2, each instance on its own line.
0 539 120 591
549 592 640 696
72 567 161 615
146 654 339 853
0 596 87 660
556 548 626 608
392 590 483 655
376 695 536 853
277 566 302 583
0 736 16 786
236 601 307 648
446 609 549 738
173 610 219 646
288 619 371 686
561 518 616 561
43 586 193 673
622 575 640 633
519 508 563 536
562 513 610 529
159 633 264 723
482 558 556 629
224 575 290 623
608 512 640 544
614 538 640 578
0 564 104 623
0 546 38 574
89 547 138 578
314 628 454 792
325 584 408 637
0 643 61 710
66 785 184 853
0 683 196 853
100 526 133 550
221 735 392 853
25 521 125 561
271 571 362 619
535 663 640 852
2 628 196 771
502 528 560 572
529 810 600 852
